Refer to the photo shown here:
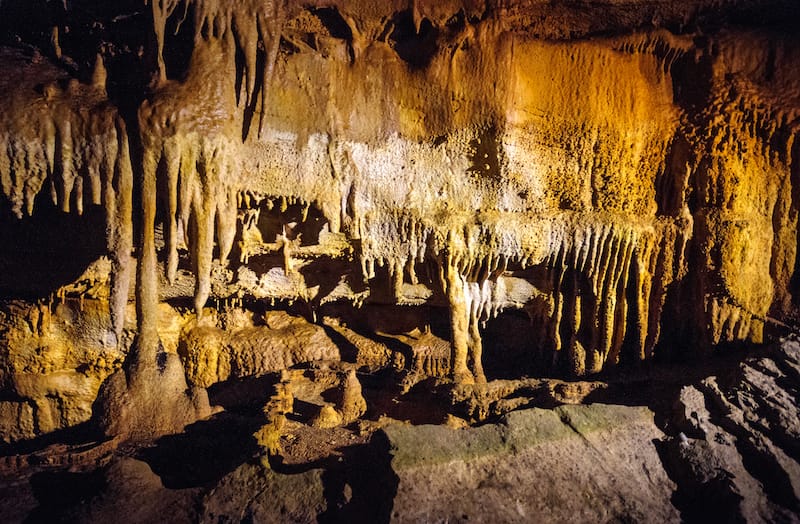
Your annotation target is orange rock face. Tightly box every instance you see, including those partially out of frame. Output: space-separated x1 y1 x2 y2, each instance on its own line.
0 0 798 440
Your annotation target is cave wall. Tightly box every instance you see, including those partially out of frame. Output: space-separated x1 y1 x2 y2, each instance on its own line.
0 0 799 441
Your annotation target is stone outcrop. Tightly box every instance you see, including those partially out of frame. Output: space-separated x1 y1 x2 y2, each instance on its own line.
0 0 797 462
663 338 800 521
385 404 681 523
1 337 799 522
0 299 121 443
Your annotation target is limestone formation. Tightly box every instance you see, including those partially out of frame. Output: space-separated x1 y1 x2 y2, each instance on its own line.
0 1 797 400
0 0 798 520
180 310 342 388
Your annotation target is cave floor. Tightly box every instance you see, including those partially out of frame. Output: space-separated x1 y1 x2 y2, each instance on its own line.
1 342 799 523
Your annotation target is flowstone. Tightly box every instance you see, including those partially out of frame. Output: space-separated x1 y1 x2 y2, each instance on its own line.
0 1 799 520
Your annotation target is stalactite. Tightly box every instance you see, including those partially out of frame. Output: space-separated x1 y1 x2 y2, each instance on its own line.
163 136 181 284
148 0 287 138
146 0 185 82
0 52 132 338
105 118 134 340
254 1 286 136
217 185 238 264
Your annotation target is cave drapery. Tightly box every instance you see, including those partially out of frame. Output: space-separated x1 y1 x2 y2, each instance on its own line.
0 0 799 438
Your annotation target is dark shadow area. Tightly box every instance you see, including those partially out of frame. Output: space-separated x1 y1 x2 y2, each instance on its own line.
235 251 285 275
160 1 195 82
0 0 153 114
256 200 329 246
723 3 800 31
482 310 537 380
668 36 714 112
0 422 102 458
300 257 363 312
387 10 439 69
286 399 325 423
427 305 452 341
310 7 355 63
137 412 262 489
320 324 360 363
207 374 279 414
317 431 398 524
789 134 800 308
0 0 62 48
361 375 449 426
581 343 775 433
24 467 107 524
323 302 447 340
0 199 107 300
654 438 746 524
311 7 353 41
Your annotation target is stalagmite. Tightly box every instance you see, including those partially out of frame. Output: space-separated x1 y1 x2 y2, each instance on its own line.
443 255 473 383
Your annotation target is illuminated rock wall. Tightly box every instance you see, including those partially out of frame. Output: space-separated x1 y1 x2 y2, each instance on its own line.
0 0 798 438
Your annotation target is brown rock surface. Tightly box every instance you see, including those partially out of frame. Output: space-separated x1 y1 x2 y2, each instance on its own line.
0 0 798 520
0 300 122 442
384 404 680 523
180 311 342 388
0 339 797 521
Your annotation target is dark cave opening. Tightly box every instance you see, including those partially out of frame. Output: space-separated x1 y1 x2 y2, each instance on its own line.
387 10 439 70
0 196 107 300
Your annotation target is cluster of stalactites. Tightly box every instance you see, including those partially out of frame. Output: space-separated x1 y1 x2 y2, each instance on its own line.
342 207 692 378
236 190 332 231
0 61 133 338
358 211 433 300
141 130 240 316
612 29 694 74
236 190 332 272
536 217 691 375
147 0 286 136
0 128 51 220
424 213 692 380
136 0 290 322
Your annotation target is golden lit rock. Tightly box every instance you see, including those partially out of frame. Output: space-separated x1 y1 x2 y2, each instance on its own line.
0 0 799 520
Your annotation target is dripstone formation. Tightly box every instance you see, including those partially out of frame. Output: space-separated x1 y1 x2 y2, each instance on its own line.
0 1 799 522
